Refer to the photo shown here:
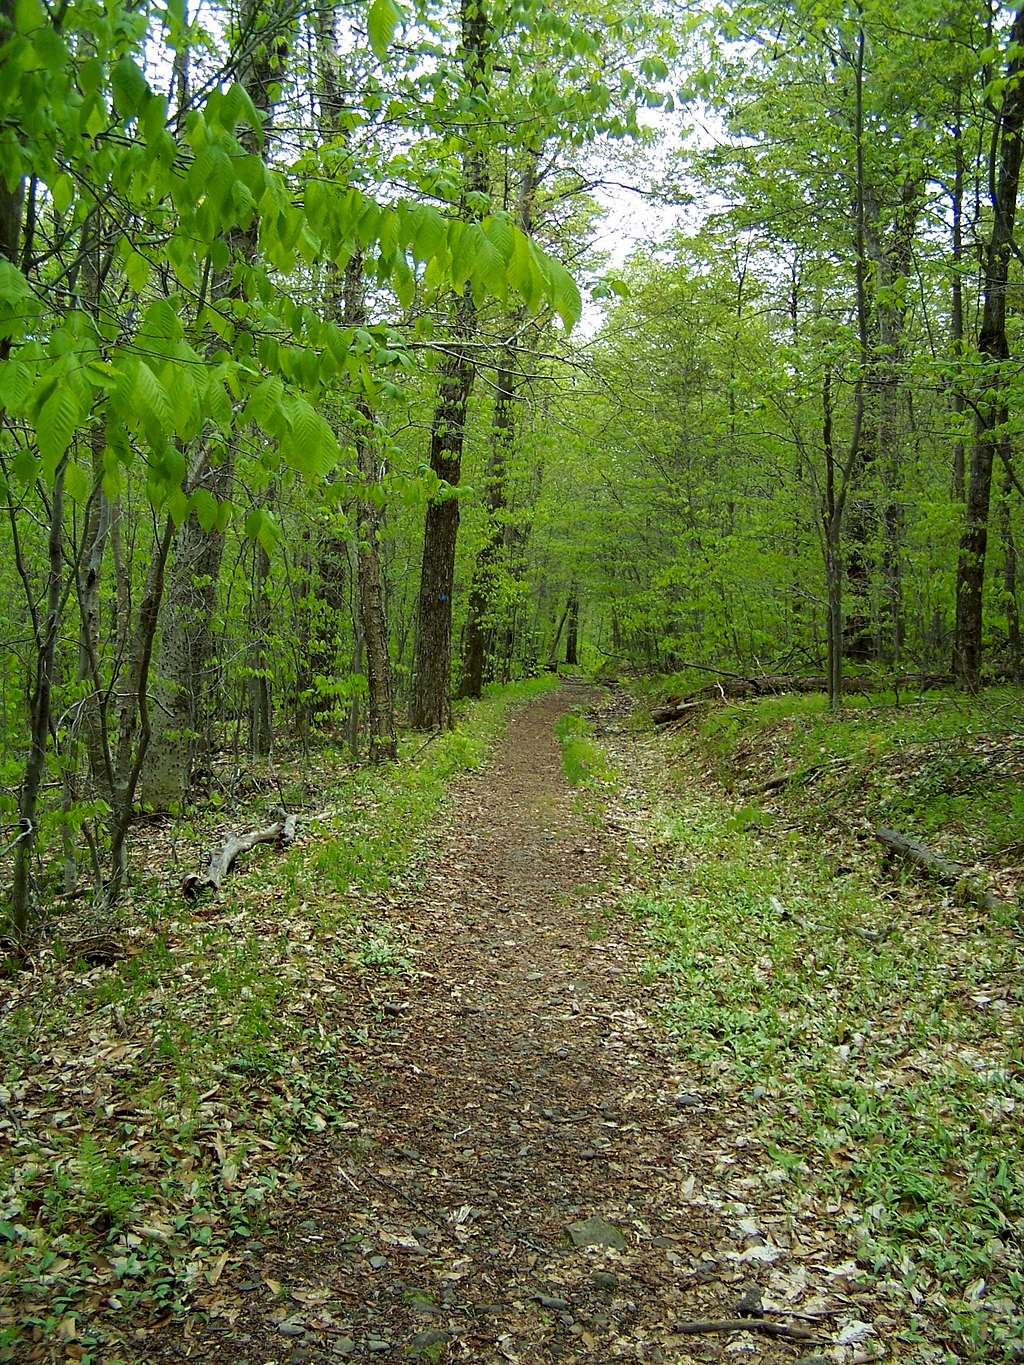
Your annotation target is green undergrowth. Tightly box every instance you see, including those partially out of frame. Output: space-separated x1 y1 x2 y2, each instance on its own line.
554 709 611 786
694 686 1024 880
628 690 1024 1360
0 675 555 1361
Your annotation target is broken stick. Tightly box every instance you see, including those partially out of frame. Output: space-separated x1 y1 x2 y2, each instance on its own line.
674 1317 819 1342
183 813 297 899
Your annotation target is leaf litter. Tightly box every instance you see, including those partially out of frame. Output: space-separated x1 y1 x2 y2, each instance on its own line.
5 684 1004 1362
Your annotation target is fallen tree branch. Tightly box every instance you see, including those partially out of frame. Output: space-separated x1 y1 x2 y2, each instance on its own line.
652 672 957 725
673 1317 819 1342
874 826 1008 912
183 813 297 900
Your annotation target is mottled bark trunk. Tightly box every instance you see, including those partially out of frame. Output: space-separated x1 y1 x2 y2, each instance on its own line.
954 7 1024 688
410 337 471 729
410 0 490 728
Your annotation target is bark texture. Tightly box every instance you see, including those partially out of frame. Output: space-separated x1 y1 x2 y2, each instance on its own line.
954 6 1024 687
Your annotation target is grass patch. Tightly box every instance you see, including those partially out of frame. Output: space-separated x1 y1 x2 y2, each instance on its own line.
0 676 554 1361
554 710 610 786
628 688 1024 1359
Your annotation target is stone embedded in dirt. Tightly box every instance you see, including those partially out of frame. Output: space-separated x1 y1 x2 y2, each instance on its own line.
591 1270 618 1291
567 1215 627 1250
537 1294 570 1309
673 1091 702 1108
277 1317 306 1337
409 1328 452 1352
333 1339 356 1356
366 1339 391 1353
368 1254 387 1268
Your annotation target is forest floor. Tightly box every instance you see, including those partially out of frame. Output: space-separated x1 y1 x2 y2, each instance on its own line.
138 685 874 1365
3 683 1021 1363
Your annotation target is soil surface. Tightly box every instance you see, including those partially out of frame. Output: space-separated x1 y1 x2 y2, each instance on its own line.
153 687 862 1363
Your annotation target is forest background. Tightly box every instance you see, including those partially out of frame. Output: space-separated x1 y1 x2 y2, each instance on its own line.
1 0 1023 975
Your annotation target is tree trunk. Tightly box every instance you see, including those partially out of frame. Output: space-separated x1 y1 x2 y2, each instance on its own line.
107 518 176 901
10 459 66 941
143 0 291 806
461 345 515 698
249 537 273 758
950 102 966 502
344 256 399 760
565 591 580 665
410 0 490 729
1000 458 1022 682
954 6 1024 688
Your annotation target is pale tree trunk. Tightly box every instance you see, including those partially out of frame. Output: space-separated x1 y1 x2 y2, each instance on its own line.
249 537 273 757
410 0 490 729
344 255 399 760
954 6 1024 688
144 0 291 807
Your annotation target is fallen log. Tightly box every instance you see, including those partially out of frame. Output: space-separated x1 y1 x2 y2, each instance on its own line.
183 813 297 900
673 1318 819 1343
652 671 958 724
873 826 1008 912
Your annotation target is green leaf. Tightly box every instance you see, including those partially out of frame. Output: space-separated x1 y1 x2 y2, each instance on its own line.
112 56 149 121
125 251 150 293
0 359 32 414
36 382 80 477
367 0 402 59
65 460 92 504
192 486 218 532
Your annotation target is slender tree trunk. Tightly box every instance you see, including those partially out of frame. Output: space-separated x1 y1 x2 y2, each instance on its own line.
143 0 291 805
954 6 1024 688
107 518 175 902
842 16 874 664
951 103 967 502
249 538 273 757
565 590 580 665
999 457 1022 682
345 257 399 760
461 345 515 698
11 460 66 940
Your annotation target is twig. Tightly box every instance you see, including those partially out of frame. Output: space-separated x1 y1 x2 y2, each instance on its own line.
673 1318 819 1342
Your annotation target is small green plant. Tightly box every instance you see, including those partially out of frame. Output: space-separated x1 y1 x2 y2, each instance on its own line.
554 710 610 786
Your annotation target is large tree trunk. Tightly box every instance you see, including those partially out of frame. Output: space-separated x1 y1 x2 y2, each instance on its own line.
460 151 539 700
409 0 490 729
954 7 1024 688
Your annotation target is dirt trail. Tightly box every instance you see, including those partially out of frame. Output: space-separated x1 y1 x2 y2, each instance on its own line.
160 688 831 1363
